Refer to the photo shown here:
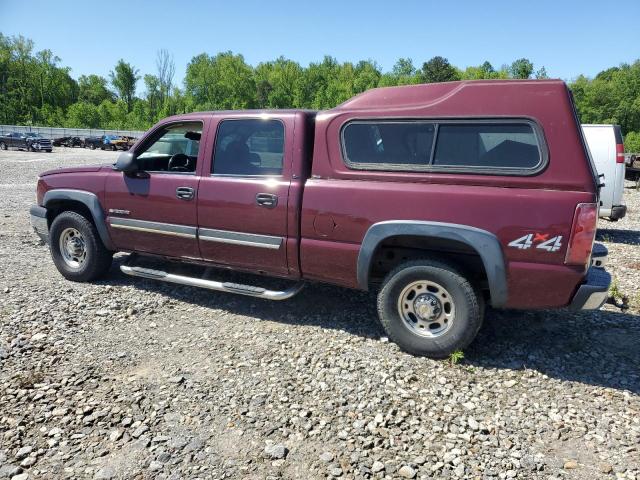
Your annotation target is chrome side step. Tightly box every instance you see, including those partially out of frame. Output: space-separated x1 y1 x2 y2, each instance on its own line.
120 259 304 301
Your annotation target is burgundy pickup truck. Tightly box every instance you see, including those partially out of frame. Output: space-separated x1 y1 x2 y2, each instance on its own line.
30 80 611 358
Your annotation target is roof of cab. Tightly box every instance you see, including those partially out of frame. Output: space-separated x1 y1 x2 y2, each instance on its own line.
163 109 316 122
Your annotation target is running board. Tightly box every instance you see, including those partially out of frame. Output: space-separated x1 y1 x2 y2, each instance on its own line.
120 261 304 301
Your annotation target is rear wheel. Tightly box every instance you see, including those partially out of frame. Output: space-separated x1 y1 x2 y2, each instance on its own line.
377 259 483 358
0 142 6 150
90 143 95 150
49 211 113 282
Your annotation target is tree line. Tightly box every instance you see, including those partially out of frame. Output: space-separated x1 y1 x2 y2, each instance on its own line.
1 33 639 151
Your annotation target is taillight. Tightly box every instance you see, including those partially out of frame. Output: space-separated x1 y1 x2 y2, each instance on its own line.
616 144 625 164
565 203 598 266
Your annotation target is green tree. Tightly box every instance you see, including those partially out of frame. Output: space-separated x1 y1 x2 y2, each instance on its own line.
421 56 460 83
510 58 534 79
624 131 640 153
110 60 139 112
78 74 113 105
184 51 255 110
379 58 420 87
65 102 100 128
535 66 549 79
254 57 305 108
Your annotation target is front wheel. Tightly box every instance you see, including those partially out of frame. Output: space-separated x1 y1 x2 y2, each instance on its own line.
377 259 483 358
49 211 113 282
0 142 6 150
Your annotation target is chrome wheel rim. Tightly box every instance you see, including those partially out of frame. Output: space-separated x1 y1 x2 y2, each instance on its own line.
59 227 87 269
397 280 455 337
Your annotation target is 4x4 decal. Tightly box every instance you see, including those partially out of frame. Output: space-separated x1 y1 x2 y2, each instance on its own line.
508 233 563 252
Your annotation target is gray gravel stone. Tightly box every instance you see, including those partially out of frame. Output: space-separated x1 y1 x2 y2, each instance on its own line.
93 466 115 480
398 465 417 478
264 444 288 460
14 448 32 461
0 148 638 480
0 465 21 479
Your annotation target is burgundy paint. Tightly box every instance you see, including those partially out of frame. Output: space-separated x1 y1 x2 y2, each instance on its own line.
35 80 597 309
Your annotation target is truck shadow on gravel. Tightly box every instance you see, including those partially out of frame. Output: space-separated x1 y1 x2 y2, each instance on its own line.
103 261 640 395
465 308 640 394
596 228 640 245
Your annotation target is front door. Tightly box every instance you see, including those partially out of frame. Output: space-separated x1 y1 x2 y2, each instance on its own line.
197 117 291 275
105 120 206 260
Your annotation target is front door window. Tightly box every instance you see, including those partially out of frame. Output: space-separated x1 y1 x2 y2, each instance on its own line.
137 122 202 174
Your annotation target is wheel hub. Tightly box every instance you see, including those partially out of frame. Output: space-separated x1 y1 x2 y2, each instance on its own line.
59 228 86 269
397 280 456 338
66 237 84 256
413 293 441 321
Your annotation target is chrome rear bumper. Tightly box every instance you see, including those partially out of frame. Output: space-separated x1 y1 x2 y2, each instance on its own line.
569 243 611 311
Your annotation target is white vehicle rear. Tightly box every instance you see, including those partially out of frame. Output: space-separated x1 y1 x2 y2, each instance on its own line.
582 124 627 221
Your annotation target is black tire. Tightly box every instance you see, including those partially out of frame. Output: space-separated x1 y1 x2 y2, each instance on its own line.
0 142 6 150
90 144 95 150
49 211 113 282
377 259 483 358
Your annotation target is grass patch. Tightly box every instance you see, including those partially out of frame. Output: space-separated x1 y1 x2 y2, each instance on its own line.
448 350 464 365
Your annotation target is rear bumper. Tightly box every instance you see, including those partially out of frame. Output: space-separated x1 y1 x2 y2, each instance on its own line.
30 205 49 244
568 267 611 311
610 204 627 221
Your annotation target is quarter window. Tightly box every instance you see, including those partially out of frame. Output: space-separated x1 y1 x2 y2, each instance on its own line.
341 120 543 173
213 119 284 176
343 122 435 167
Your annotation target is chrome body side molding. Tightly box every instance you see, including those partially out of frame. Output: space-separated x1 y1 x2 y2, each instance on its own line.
198 228 282 249
108 217 197 239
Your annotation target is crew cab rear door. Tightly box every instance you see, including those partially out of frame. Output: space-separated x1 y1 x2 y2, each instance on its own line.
196 115 295 275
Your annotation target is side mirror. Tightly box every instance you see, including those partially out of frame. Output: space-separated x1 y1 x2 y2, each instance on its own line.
114 151 138 174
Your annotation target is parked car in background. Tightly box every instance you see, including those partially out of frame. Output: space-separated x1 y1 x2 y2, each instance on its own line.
110 136 136 151
84 135 120 150
625 153 640 187
582 124 626 220
30 80 611 358
53 136 84 148
0 132 52 152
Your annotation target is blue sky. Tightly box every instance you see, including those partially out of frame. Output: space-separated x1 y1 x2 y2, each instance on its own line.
1 0 638 91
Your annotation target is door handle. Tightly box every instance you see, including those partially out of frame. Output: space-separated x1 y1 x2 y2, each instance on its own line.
256 193 278 208
176 187 195 200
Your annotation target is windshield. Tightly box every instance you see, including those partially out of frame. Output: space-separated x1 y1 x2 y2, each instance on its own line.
25 133 42 138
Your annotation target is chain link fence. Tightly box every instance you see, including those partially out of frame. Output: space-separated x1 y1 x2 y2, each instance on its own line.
0 125 145 140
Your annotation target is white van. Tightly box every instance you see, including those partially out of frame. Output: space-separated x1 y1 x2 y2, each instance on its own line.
582 124 627 220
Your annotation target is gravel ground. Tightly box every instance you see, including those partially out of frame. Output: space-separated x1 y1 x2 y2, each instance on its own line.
0 147 638 480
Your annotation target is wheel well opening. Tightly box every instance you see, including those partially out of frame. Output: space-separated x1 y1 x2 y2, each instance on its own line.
46 200 94 228
369 235 490 299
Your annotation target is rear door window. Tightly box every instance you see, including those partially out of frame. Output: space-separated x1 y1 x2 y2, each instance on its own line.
212 119 284 176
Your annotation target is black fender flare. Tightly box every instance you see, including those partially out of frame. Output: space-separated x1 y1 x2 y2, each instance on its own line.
43 189 114 251
357 220 508 307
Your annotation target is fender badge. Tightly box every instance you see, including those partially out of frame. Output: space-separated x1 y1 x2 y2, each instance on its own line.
108 209 130 216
